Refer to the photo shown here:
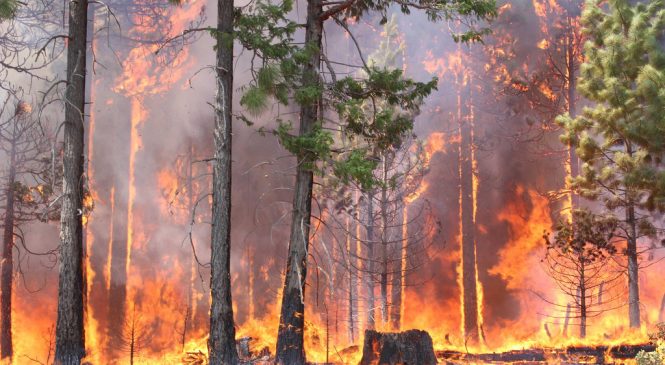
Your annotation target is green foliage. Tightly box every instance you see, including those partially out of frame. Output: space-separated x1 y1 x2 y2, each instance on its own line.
234 0 298 60
557 0 665 220
0 0 18 20
275 122 334 171
343 0 497 43
333 150 380 190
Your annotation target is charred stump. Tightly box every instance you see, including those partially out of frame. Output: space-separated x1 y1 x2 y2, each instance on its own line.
359 329 437 365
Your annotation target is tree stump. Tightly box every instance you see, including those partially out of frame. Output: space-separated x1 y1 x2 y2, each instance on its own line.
359 329 437 365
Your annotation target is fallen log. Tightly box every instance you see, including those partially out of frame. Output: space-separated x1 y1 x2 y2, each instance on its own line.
359 329 437 365
436 343 656 364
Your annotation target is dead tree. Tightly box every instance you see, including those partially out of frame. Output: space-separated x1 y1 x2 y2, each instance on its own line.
543 209 623 338
118 306 150 365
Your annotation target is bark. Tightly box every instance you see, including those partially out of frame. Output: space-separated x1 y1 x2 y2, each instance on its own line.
275 0 322 362
207 0 239 363
460 91 479 345
1 134 16 360
55 0 88 363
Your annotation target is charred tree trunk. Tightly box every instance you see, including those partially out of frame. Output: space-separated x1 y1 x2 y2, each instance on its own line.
365 190 376 330
460 84 479 346
659 293 665 323
1 133 17 360
207 0 239 363
275 0 322 362
389 204 404 331
359 330 437 365
55 0 89 363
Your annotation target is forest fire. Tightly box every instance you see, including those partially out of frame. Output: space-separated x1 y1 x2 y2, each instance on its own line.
2 0 665 364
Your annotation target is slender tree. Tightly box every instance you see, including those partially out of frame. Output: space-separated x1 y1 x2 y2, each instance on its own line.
55 0 89 362
557 0 665 329
543 209 622 338
207 0 239 362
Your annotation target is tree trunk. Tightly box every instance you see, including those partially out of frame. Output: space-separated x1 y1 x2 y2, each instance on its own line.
626 203 641 328
460 84 479 346
566 29 579 212
55 0 88 363
1 135 17 360
207 0 239 363
365 190 376 330
658 293 664 323
380 154 390 324
107 184 127 355
579 259 586 339
275 0 322 362
359 329 437 365
389 204 404 330
346 217 355 343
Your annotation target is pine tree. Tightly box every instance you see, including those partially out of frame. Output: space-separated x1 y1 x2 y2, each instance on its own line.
557 0 665 329
543 209 621 339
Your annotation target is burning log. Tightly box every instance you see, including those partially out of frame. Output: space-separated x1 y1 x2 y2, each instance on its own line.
236 337 270 363
436 343 657 364
359 329 437 365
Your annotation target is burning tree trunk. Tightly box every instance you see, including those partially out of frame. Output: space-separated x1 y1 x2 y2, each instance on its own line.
459 81 480 346
55 0 89 363
207 0 239 363
0 123 17 360
275 0 322 363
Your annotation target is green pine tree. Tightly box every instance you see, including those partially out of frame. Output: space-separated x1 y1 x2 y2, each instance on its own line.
557 0 665 329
